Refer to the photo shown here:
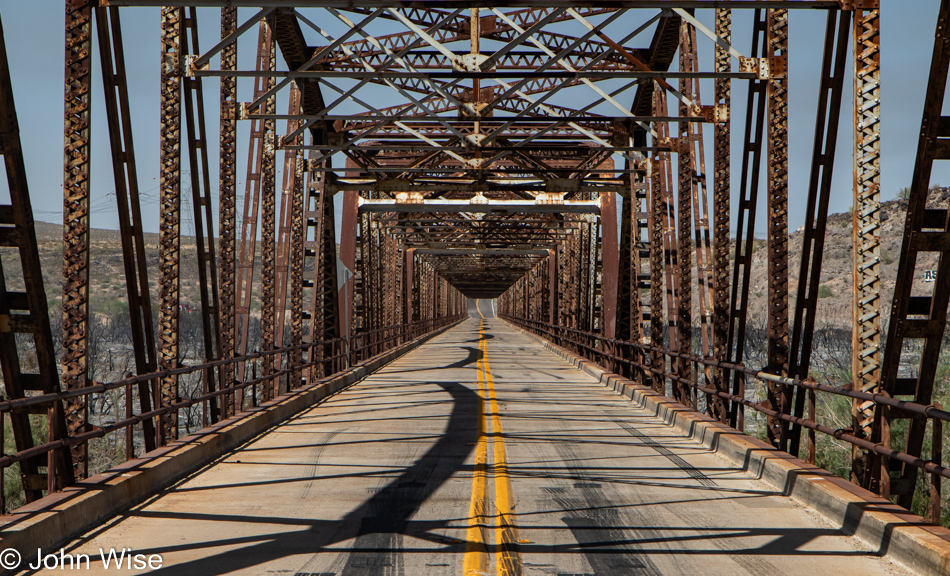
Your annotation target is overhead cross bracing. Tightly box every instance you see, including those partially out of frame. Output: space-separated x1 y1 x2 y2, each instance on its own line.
3 1 950 572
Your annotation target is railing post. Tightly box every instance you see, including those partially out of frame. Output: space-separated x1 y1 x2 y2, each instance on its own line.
931 402 943 524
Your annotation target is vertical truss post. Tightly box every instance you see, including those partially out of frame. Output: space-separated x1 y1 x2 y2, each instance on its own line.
259 30 278 401
765 7 790 449
306 163 340 379
631 165 651 388
218 6 237 419
879 0 950 506
279 87 303 384
356 209 368 354
62 0 94 477
727 9 768 430
235 21 274 394
95 6 158 449
681 22 715 390
405 248 415 325
787 9 851 457
650 90 669 395
395 243 404 342
711 7 732 424
676 22 695 409
0 15 75 499
617 187 634 349
181 8 222 419
580 220 589 332
601 192 619 339
340 190 359 360
158 6 183 443
289 145 305 387
851 1 883 487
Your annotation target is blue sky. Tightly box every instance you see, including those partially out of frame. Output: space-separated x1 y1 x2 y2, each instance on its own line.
1 2 946 238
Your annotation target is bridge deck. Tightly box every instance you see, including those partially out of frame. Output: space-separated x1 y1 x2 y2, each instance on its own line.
32 316 910 576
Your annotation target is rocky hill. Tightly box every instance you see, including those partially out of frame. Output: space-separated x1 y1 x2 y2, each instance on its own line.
741 189 947 332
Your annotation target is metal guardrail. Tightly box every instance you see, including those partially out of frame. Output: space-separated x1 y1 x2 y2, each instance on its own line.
503 315 947 523
0 314 464 512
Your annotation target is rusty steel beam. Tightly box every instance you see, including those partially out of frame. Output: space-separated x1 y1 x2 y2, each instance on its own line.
62 0 94 477
765 7 790 450
850 2 883 489
289 145 306 387
787 9 850 459
275 87 303 364
710 7 731 424
650 85 670 396
259 29 279 401
95 5 159 451
676 20 701 410
235 21 274 395
0 13 75 502
218 6 238 418
306 160 341 379
182 7 223 421
726 9 767 431
339 190 359 349
601 191 618 339
879 0 950 506
681 24 714 381
158 6 183 443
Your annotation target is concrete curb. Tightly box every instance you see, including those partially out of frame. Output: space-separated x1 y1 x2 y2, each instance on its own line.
509 322 950 576
0 322 460 565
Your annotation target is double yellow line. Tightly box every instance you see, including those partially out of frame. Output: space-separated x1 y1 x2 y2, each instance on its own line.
464 302 521 576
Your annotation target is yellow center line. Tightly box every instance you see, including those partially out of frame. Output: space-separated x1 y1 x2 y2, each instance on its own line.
465 300 522 575
464 303 489 575
483 325 522 576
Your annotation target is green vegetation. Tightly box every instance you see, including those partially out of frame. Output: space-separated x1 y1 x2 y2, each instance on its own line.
796 337 950 528
97 297 129 318
817 285 834 299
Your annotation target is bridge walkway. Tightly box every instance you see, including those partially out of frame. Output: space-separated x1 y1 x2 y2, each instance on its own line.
26 313 910 576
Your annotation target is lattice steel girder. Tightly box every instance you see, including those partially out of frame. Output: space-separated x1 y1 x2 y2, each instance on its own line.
203 70 756 81
62 0 93 477
334 177 623 190
765 7 790 449
359 198 602 213
218 6 238 418
157 6 183 443
168 4 764 178
418 249 549 256
710 6 731 424
850 3 882 487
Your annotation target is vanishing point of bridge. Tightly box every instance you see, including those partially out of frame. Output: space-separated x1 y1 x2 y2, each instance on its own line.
1 1 950 575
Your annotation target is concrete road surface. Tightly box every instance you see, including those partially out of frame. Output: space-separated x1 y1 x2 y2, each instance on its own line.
24 306 912 576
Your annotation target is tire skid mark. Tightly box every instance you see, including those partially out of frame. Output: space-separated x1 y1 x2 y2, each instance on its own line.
609 416 717 488
549 440 666 576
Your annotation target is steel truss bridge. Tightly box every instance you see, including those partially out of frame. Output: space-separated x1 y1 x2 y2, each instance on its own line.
2 0 950 574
